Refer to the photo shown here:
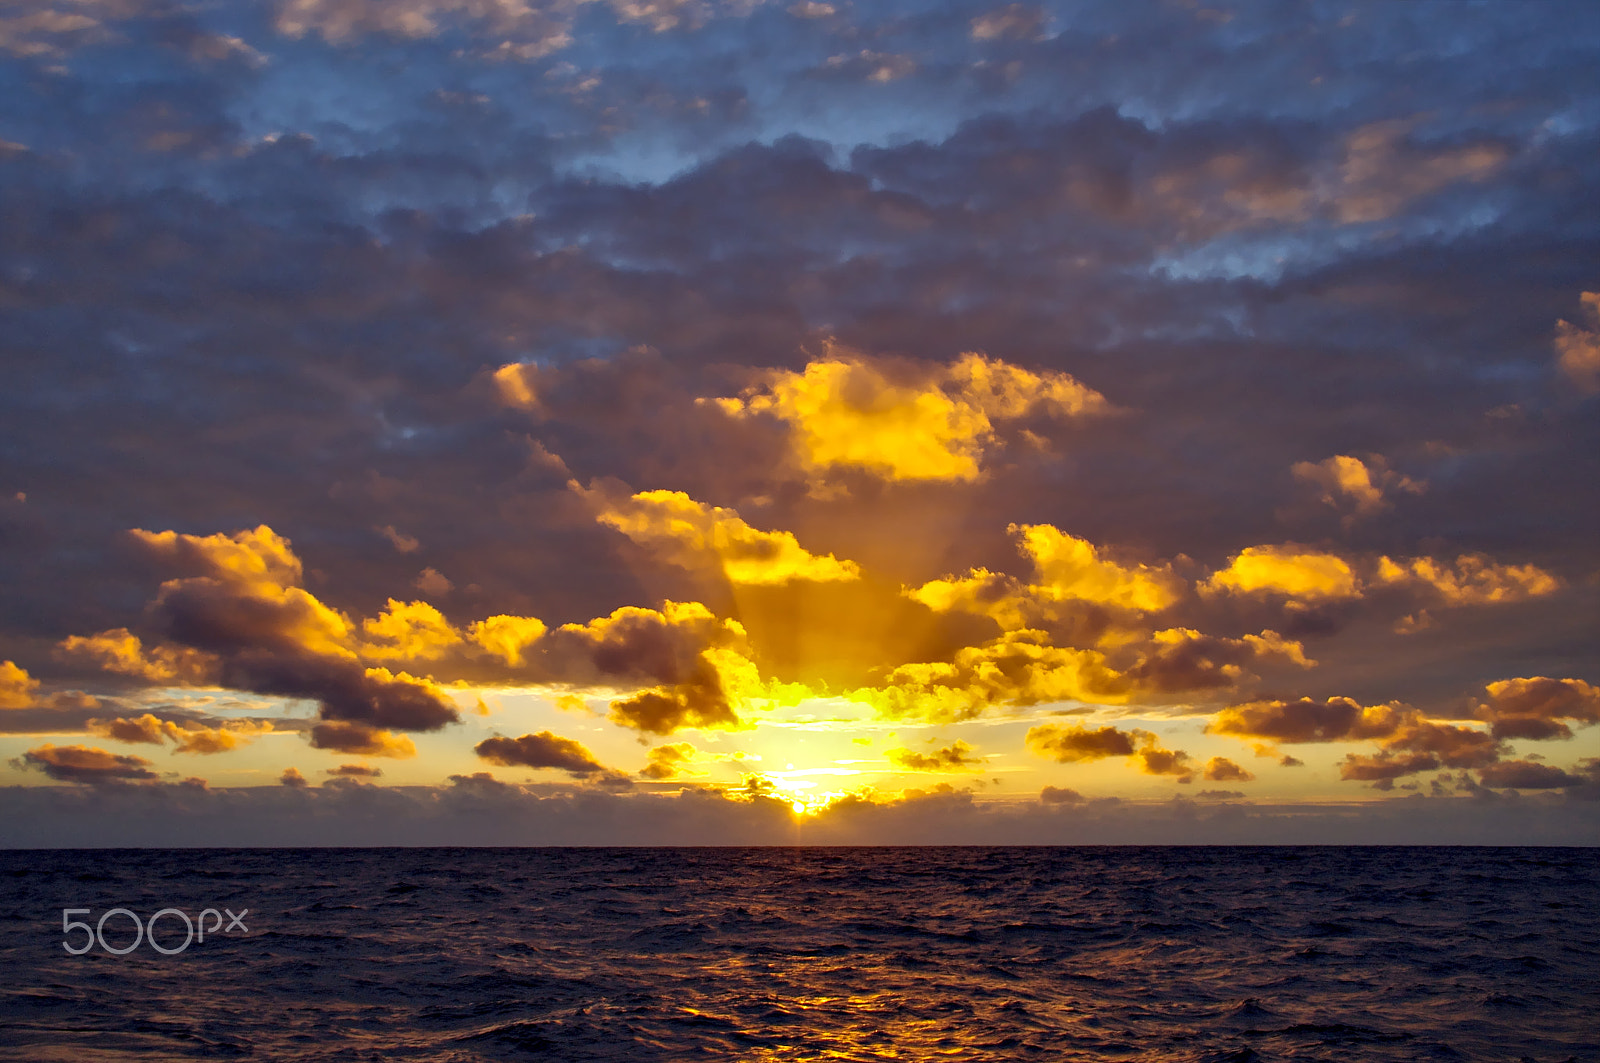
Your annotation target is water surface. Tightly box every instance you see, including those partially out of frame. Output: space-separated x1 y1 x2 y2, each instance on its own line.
1 847 1594 1061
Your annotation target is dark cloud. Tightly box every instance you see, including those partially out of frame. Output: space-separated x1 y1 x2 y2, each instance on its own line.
1339 751 1442 785
13 743 158 784
1039 784 1084 805
1026 722 1195 782
1476 677 1600 741
1 776 1596 847
1209 697 1404 745
1202 757 1253 783
475 730 606 775
1132 745 1196 782
1476 760 1584 791
1025 723 1138 762
326 763 383 778
308 721 417 757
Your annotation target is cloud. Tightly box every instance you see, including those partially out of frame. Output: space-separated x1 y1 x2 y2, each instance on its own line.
1202 756 1254 782
273 0 579 59
1553 292 1600 393
13 743 158 784
908 524 1183 639
1475 677 1600 741
4 775 1598 848
1381 717 1502 769
1 0 1597 846
414 567 453 596
308 721 418 758
1025 722 1137 761
592 487 861 585
546 601 757 734
1331 118 1507 224
1122 627 1311 694
710 347 1108 483
866 630 1131 720
1133 745 1197 781
1203 545 1361 601
970 5 1045 42
326 763 384 778
1476 760 1585 790
475 730 607 775
279 767 309 788
862 617 1310 723
57 629 219 684
1209 696 1406 744
1375 555 1559 605
86 713 274 753
60 525 770 741
640 741 698 779
887 739 984 771
1339 750 1443 784
1215 690 1513 784
1039 785 1084 805
0 660 38 709
376 525 421 554
1292 454 1425 519
105 527 463 736
1026 721 1195 781
1012 523 1180 613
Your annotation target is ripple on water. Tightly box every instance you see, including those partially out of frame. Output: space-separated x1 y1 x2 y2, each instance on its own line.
0 847 1595 1062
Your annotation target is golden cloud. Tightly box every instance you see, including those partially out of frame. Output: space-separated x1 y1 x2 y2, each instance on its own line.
1292 454 1425 518
1375 554 1559 605
491 361 542 410
909 523 1182 632
57 629 220 685
862 629 1132 721
711 347 1108 482
0 659 38 709
61 525 789 743
86 713 274 754
1203 544 1361 600
1014 523 1181 612
886 740 985 771
593 488 861 585
464 615 549 669
859 619 1309 722
1203 542 1558 609
1554 291 1600 393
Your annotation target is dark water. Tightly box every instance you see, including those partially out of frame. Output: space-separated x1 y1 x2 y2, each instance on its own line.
0 847 1595 1061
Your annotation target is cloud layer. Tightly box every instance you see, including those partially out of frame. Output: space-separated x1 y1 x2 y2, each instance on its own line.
1 0 1596 842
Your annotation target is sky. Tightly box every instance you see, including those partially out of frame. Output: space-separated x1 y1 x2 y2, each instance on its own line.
1 0 1598 846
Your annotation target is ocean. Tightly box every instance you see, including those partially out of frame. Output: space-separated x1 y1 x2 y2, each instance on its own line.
0 847 1594 1061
